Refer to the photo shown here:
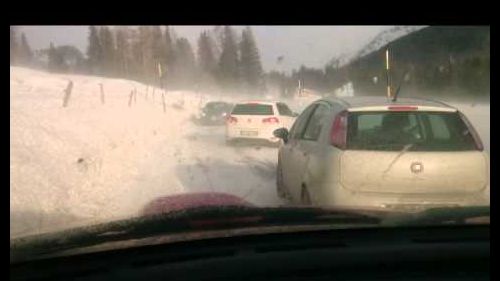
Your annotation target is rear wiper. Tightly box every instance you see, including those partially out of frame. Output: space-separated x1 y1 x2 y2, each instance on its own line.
381 206 490 226
11 206 381 262
382 143 414 177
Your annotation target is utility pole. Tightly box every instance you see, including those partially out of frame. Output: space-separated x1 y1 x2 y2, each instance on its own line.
386 49 392 99
158 62 166 113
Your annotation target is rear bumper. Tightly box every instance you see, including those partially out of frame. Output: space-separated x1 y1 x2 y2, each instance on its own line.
226 125 280 143
318 183 490 210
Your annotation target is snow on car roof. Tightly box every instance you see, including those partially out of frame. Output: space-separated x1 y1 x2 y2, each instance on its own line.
325 96 454 109
237 100 280 105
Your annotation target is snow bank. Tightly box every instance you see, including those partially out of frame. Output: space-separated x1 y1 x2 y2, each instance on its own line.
10 67 283 237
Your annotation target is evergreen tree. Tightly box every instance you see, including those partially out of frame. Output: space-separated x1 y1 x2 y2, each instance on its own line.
138 26 155 82
56 45 85 73
19 33 33 64
217 26 239 90
114 27 129 77
99 26 116 76
48 42 65 72
10 27 18 64
197 31 217 74
86 26 102 74
174 37 196 88
211 26 224 59
130 27 145 80
151 26 164 67
163 26 175 84
239 27 265 94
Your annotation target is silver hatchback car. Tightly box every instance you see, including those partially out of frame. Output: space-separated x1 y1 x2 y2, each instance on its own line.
274 96 489 210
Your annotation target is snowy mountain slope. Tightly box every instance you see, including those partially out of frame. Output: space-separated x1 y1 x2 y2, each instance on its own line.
329 26 427 67
355 26 427 59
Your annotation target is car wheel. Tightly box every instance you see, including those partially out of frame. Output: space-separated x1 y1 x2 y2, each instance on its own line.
301 186 311 205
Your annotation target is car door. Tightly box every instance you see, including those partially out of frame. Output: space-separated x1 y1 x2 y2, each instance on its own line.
280 104 318 201
294 103 332 203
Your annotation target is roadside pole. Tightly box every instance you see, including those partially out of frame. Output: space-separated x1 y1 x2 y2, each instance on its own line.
158 62 166 113
386 49 392 99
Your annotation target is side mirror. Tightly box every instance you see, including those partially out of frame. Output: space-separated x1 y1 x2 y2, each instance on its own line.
273 128 289 143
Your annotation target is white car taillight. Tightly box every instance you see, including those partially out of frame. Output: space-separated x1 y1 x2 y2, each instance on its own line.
330 110 348 150
226 116 238 124
262 117 280 124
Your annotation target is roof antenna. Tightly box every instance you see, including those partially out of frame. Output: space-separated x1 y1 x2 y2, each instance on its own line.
392 70 408 102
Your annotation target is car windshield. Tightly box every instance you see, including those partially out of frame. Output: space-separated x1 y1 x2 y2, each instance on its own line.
10 25 489 246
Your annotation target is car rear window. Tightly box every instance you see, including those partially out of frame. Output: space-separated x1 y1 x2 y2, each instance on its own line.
346 111 478 151
231 104 274 115
205 102 229 112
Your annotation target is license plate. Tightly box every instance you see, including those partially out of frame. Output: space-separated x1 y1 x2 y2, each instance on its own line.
240 130 258 136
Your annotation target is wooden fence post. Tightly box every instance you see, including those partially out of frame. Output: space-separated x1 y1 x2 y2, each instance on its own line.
99 83 105 105
162 91 166 113
62 80 73 107
128 90 134 107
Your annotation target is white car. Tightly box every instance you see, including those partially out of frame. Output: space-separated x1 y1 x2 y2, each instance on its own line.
225 101 296 145
274 96 489 210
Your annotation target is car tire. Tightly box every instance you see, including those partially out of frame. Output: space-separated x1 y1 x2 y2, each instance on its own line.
301 186 311 206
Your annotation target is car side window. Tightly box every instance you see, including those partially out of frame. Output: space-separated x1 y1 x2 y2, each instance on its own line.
289 104 318 140
302 104 330 141
276 103 294 116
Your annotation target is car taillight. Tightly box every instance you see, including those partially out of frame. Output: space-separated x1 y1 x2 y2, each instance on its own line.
262 117 280 124
226 116 238 124
459 112 484 151
330 110 348 150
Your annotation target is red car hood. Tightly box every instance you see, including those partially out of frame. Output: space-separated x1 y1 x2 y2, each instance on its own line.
141 192 254 216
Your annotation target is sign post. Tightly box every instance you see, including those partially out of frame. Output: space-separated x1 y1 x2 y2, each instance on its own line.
386 49 391 99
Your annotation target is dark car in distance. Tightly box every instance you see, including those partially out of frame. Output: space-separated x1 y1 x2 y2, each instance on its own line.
197 101 234 126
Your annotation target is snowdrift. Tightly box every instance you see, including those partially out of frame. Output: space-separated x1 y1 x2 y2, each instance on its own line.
10 67 283 237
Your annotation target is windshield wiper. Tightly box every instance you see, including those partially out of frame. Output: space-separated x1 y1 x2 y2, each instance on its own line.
381 206 490 226
11 206 382 262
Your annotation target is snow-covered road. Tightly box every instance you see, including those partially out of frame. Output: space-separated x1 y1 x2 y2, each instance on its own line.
10 67 489 238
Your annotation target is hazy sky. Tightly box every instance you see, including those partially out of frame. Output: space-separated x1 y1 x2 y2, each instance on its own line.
18 25 391 72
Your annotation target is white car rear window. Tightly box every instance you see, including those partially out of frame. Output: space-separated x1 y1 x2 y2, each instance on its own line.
346 111 478 151
231 104 274 115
